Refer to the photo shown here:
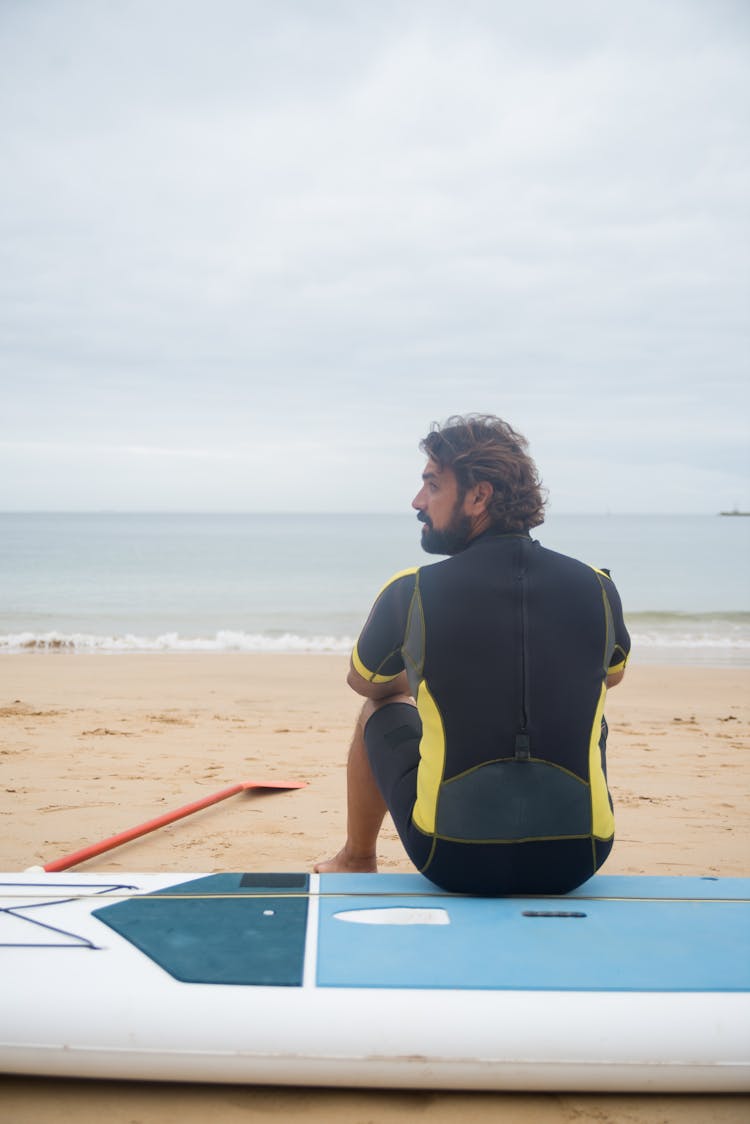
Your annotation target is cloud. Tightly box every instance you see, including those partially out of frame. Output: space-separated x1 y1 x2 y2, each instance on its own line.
1 1 748 511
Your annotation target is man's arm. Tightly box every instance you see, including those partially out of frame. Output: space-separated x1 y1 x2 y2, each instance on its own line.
606 668 625 689
348 569 417 701
347 660 411 700
597 570 630 691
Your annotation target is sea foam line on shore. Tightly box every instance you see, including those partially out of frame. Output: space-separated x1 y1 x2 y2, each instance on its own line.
2 622 749 666
0 630 354 654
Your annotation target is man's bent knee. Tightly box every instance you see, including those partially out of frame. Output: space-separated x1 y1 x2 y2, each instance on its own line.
358 693 415 729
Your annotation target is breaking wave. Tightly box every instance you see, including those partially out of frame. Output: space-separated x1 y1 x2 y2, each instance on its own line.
2 613 749 666
0 630 355 654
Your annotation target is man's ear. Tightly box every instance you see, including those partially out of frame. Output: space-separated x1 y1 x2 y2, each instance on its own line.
472 480 494 511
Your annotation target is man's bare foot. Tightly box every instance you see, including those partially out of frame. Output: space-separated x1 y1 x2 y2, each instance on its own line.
313 847 378 874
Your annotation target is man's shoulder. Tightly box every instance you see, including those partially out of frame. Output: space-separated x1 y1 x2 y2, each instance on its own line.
533 543 623 597
382 565 420 587
388 566 420 582
533 541 606 574
372 566 420 600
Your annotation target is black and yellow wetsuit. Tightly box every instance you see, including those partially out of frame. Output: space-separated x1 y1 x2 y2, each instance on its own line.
354 527 630 895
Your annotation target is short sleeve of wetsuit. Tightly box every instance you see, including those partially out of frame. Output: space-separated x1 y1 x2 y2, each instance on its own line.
351 569 418 683
600 570 630 673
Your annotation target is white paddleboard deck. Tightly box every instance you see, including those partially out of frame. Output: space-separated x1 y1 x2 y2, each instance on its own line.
1 871 748 1091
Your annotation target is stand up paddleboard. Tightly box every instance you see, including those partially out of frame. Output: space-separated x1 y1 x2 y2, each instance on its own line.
1 871 748 1091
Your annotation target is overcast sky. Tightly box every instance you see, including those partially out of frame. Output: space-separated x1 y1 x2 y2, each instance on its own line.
1 0 748 513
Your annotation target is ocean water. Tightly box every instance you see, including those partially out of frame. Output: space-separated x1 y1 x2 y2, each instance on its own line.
0 513 748 666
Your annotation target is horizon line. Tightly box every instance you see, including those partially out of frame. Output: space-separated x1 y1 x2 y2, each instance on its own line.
0 509 737 518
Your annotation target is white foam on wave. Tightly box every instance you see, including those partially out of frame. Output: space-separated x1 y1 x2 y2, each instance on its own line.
3 626 749 662
0 630 355 655
630 633 750 650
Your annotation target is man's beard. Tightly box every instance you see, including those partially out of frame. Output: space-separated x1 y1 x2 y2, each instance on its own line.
418 505 473 555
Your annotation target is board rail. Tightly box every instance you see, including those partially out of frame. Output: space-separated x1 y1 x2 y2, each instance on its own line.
1 871 749 1092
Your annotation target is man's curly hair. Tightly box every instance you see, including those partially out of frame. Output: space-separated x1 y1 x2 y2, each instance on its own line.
420 414 546 533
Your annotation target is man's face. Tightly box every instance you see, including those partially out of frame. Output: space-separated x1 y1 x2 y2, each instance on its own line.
411 458 473 555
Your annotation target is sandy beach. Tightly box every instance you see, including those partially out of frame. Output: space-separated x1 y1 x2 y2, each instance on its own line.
1 654 748 1121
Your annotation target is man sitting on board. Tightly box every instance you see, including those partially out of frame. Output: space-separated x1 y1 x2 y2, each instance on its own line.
315 414 629 895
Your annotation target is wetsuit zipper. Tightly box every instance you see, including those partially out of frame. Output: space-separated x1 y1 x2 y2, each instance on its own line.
515 537 531 761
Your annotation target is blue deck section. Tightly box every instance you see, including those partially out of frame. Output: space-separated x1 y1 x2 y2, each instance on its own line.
319 872 750 901
316 874 750 992
90 872 749 992
94 873 310 986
